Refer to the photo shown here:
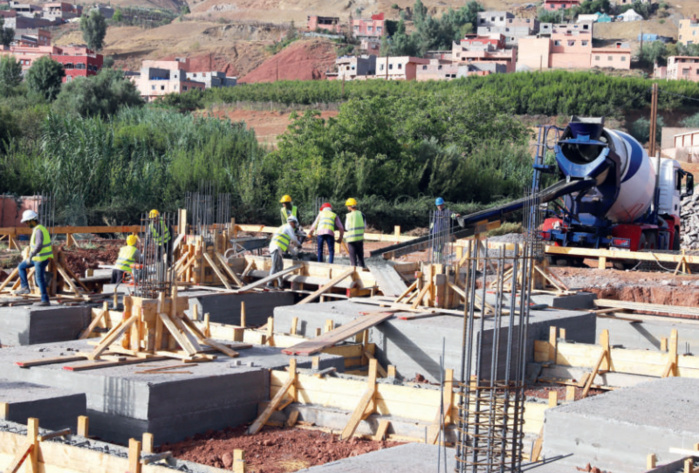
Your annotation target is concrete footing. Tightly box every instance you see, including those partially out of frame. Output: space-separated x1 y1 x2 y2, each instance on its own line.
542 377 699 473
551 291 596 310
273 298 595 383
0 340 344 444
0 379 86 431
0 306 91 346
183 290 296 326
597 313 699 351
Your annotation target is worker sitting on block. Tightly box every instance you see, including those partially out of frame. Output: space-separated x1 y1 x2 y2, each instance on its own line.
111 234 141 284
280 194 299 226
14 210 53 306
268 216 301 288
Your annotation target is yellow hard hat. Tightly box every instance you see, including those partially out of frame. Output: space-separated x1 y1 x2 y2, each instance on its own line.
126 234 138 246
345 198 358 207
149 209 159 218
280 195 292 203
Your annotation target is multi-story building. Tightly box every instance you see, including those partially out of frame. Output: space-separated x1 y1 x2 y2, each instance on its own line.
415 59 458 81
451 34 516 73
679 17 699 45
335 55 377 80
351 13 385 39
13 28 51 47
42 2 82 21
307 15 342 33
375 56 429 80
664 56 699 82
543 0 581 10
0 45 103 81
476 12 539 46
131 60 205 102
590 44 631 70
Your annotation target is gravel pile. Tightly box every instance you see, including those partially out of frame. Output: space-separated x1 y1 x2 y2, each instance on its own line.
681 193 699 249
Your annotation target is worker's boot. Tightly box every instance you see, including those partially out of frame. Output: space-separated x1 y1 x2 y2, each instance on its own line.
34 301 50 307
13 287 30 295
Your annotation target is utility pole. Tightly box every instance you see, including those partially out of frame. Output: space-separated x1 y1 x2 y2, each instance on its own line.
649 82 659 158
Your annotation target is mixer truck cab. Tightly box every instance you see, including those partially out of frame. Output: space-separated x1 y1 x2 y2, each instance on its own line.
540 116 694 253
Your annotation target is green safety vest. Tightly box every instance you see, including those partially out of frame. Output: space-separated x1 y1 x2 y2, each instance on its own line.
345 211 365 243
280 205 298 225
115 245 137 272
272 227 291 252
318 209 336 233
31 225 53 262
149 219 171 246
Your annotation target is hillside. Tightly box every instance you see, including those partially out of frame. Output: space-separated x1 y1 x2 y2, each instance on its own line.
239 39 337 83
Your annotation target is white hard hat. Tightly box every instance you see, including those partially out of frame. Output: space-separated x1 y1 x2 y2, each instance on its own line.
287 216 298 224
21 210 38 223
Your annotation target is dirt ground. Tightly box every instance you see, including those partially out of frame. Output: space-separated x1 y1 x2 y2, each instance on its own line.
159 425 403 472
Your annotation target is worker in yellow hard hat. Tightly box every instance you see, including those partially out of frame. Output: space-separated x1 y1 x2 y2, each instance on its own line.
111 234 141 284
147 208 173 266
279 195 299 226
344 198 366 268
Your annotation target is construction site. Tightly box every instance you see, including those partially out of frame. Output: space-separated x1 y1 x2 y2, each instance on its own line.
2 115 699 473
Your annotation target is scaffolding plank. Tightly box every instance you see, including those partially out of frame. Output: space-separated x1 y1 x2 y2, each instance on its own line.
282 312 395 356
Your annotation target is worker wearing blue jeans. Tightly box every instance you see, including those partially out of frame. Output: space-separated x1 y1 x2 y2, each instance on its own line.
14 209 53 305
18 259 50 303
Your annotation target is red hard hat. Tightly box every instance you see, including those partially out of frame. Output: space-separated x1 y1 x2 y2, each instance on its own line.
320 203 332 211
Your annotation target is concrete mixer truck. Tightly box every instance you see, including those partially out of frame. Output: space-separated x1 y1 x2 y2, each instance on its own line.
370 117 695 263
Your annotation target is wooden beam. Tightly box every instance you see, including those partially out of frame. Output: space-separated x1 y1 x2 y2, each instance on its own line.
216 252 245 287
298 268 355 305
80 303 109 339
26 417 38 473
594 299 699 318
128 438 142 473
236 264 302 292
203 252 232 290
233 449 245 473
247 360 297 435
88 315 138 360
3 442 34 473
340 359 378 441
373 419 391 441
77 416 89 437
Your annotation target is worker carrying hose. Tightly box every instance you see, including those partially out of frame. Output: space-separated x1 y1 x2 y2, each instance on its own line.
13 210 53 306
344 198 366 268
111 234 141 284
308 203 344 264
279 195 299 226
268 215 301 288
147 209 172 266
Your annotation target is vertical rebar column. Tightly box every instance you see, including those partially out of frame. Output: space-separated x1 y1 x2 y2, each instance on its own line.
429 209 453 265
135 211 175 299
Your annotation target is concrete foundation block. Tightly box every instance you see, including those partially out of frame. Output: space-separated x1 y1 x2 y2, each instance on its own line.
0 306 91 346
551 292 597 310
0 379 86 431
184 290 296 326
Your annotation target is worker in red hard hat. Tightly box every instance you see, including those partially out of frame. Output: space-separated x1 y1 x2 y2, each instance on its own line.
308 203 344 264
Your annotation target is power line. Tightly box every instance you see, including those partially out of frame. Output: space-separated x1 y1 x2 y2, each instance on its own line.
655 87 699 104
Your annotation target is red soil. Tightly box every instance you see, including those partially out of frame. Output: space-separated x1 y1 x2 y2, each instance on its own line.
161 52 240 77
239 40 336 83
159 425 403 473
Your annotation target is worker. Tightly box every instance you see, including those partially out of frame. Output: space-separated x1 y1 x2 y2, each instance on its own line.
268 215 301 287
430 197 461 261
147 209 172 266
111 234 141 284
279 195 298 226
308 203 344 264
14 210 53 306
344 198 366 268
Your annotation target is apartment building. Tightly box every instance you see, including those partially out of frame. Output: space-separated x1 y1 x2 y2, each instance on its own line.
336 55 377 80
307 16 342 33
665 56 699 82
352 13 385 39
1 45 102 81
679 17 699 45
451 34 516 73
476 12 539 46
376 56 429 80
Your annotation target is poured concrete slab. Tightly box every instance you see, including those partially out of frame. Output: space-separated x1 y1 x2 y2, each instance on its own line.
542 377 699 473
274 299 595 383
597 313 699 351
0 379 85 431
0 305 91 346
294 443 457 472
183 290 296 326
0 339 344 444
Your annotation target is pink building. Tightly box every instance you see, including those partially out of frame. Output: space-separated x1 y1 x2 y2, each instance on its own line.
376 56 429 80
665 56 699 82
543 0 581 10
451 34 516 73
352 13 385 38
416 59 458 81
549 24 593 69
360 38 381 55
590 45 631 70
1 45 57 72
307 15 342 33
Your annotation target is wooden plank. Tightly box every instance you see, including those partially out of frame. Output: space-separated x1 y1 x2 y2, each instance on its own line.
0 267 19 292
157 312 198 356
80 303 109 339
282 312 395 356
26 417 38 473
286 410 300 427
373 419 390 441
128 438 142 473
340 359 377 440
298 268 355 305
203 252 232 290
394 280 418 303
88 315 138 360
64 356 170 371
3 442 34 473
77 416 89 437
16 355 87 368
247 360 297 435
216 252 245 287
594 298 699 317
236 264 302 292
546 244 699 265
233 450 245 473
181 317 239 358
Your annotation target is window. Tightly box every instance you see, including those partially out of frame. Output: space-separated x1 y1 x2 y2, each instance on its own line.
554 40 561 46
422 65 427 70
568 40 575 46
438 65 442 70
160 85 165 90
389 64 393 70
594 55 600 60
351 65 355 70
380 64 384 70
368 26 373 32
683 68 690 75
621 56 627 61
398 63 402 69
377 27 382 33
608 56 613 61
582 40 588 46
152 85 155 90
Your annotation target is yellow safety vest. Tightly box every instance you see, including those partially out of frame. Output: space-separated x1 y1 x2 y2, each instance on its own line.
280 205 298 225
318 210 336 233
272 228 291 252
115 245 137 272
31 225 53 262
149 219 171 245
345 211 365 243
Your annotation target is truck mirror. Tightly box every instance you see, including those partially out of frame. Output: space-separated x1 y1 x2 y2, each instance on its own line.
683 172 694 198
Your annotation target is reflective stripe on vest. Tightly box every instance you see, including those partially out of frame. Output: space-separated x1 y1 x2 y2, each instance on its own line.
318 210 336 232
31 225 53 262
280 205 298 224
115 245 137 272
272 229 291 252
345 211 365 243
150 220 171 245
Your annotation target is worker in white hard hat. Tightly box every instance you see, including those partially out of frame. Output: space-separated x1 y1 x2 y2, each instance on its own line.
14 209 53 306
267 215 301 288
111 234 141 284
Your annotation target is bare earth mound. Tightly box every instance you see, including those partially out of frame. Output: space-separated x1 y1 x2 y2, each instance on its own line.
239 39 337 83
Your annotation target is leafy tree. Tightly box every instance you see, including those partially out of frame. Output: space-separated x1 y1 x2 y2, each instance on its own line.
112 8 123 23
0 16 14 48
25 57 64 101
0 56 22 88
81 10 107 51
636 41 668 68
630 116 665 144
53 68 143 118
537 7 566 23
